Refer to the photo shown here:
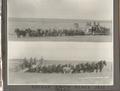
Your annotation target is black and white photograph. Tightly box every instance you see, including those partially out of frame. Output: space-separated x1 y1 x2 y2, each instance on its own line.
7 0 113 85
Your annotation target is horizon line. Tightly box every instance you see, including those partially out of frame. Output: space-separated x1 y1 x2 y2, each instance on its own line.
9 58 112 62
8 17 112 22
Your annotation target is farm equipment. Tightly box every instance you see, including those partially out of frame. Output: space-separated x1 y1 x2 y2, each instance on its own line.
85 22 110 35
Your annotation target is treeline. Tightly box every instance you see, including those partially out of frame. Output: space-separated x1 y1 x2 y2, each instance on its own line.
19 57 107 73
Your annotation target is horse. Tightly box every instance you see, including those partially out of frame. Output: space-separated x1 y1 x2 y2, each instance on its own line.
25 28 40 37
94 60 107 72
98 60 107 72
15 28 26 38
37 29 43 37
62 66 73 74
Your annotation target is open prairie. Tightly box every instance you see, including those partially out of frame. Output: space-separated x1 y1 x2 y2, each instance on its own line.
8 18 112 42
8 59 113 85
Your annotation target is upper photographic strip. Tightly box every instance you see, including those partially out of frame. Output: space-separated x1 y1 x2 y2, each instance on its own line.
7 0 113 42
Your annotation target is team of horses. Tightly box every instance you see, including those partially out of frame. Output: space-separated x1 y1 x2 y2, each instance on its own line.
14 22 110 38
15 28 85 38
19 58 107 74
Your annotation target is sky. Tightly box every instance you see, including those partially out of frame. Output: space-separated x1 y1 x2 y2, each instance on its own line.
8 42 113 62
8 0 113 20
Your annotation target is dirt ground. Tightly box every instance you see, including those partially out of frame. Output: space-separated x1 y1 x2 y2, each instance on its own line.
9 35 112 42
